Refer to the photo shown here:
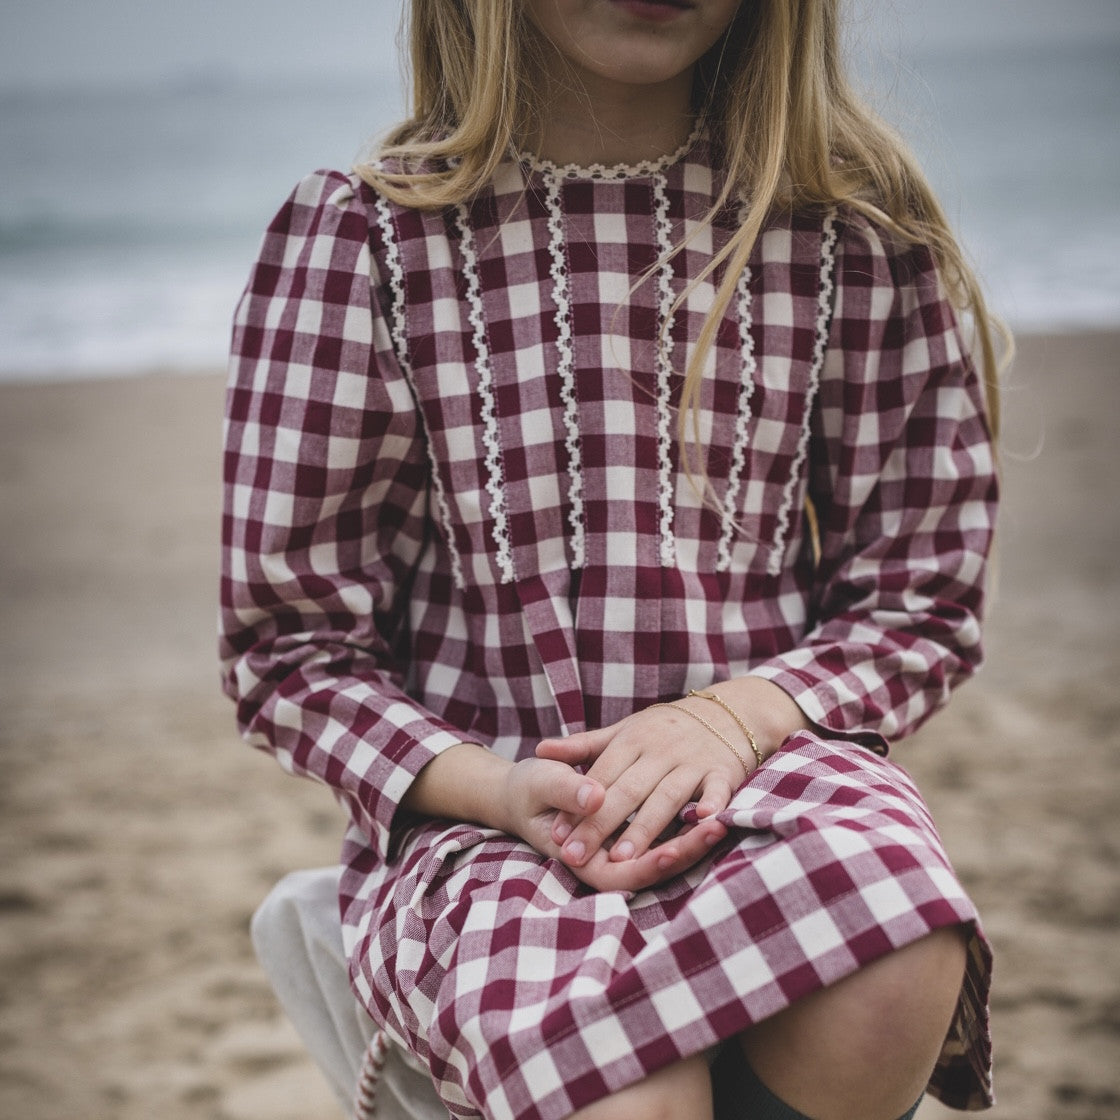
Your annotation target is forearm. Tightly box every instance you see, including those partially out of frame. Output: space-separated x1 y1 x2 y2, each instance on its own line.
400 741 515 831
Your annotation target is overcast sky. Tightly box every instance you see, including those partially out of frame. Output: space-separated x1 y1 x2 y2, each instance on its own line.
2 0 1118 92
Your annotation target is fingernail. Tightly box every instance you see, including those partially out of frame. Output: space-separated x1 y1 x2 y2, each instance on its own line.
576 783 592 809
657 853 676 871
704 830 721 847
614 840 635 861
564 840 585 863
553 820 572 842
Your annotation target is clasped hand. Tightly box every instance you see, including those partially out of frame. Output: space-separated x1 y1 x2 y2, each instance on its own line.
500 703 750 892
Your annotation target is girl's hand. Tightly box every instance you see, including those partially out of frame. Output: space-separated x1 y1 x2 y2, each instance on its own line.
534 701 749 876
500 755 728 893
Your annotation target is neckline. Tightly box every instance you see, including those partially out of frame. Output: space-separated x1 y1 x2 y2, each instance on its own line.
516 123 704 182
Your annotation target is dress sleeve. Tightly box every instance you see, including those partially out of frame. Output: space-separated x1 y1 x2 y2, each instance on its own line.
750 214 999 749
220 170 464 859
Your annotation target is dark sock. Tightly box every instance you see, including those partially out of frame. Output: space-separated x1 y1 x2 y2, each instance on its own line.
710 1045 923 1120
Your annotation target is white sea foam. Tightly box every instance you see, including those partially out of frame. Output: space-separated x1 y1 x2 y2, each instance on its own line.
0 252 245 380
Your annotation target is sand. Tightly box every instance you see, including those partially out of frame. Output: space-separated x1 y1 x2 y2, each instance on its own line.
0 332 1117 1119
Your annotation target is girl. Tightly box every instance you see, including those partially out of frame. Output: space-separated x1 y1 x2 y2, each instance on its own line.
222 2 1001 1118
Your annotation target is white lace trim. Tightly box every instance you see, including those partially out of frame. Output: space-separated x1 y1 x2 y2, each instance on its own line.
541 170 586 569
651 169 678 567
373 190 466 592
352 1030 389 1119
717 251 758 573
517 123 703 182
768 212 839 577
455 202 515 585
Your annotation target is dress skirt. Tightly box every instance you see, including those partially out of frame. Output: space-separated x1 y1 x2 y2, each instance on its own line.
340 733 994 1120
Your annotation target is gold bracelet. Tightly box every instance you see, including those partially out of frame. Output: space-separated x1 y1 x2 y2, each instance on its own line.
655 702 750 776
688 689 765 770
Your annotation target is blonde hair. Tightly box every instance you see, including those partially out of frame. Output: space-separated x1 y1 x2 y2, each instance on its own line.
359 0 1006 464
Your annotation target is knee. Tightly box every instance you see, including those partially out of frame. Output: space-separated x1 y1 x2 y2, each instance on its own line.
740 926 968 1119
831 925 968 1069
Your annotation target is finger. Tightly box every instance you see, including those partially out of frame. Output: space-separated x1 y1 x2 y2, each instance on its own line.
529 759 604 819
551 810 575 845
552 730 649 852
607 766 703 862
560 757 674 866
535 726 613 764
549 737 642 846
648 820 727 876
572 821 728 893
693 772 735 821
637 820 727 886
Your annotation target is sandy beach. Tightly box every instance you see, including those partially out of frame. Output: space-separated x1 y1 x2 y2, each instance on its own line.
1 331 1117 1119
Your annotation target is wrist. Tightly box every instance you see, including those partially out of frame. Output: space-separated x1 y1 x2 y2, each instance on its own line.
689 677 810 761
401 742 514 830
659 698 757 776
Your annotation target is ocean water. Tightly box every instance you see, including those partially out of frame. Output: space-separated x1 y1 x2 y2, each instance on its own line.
1 39 1118 382
0 77 403 380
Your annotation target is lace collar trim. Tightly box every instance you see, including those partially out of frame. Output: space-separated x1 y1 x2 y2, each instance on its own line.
516 122 704 182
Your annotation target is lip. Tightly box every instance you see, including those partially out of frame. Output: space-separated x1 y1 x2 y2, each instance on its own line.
607 0 696 24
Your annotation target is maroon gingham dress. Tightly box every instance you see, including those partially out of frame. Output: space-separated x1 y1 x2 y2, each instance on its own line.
221 136 997 1119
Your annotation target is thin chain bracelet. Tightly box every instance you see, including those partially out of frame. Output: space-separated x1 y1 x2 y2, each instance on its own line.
654 702 751 776
688 689 765 770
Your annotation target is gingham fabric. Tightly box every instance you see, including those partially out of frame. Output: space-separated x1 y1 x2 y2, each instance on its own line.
221 136 997 1118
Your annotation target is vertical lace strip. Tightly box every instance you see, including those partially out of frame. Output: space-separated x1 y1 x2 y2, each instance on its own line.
767 212 839 577
373 191 466 591
716 248 758 573
454 202 515 585
352 1029 389 1120
541 169 586 569
652 169 678 567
